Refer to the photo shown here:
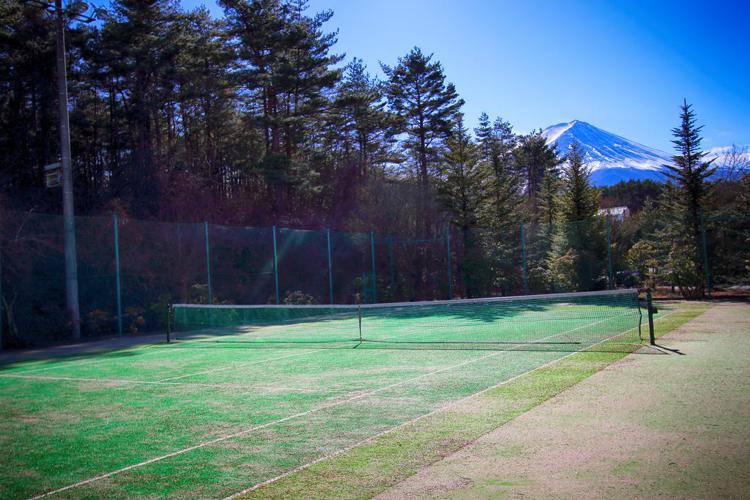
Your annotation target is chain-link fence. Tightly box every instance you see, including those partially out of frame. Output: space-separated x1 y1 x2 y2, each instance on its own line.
1 210 747 348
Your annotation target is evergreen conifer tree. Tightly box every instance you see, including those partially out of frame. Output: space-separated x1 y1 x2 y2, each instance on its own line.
515 131 559 217
553 141 605 290
436 115 484 296
333 59 395 180
474 113 523 293
382 47 463 234
662 100 716 297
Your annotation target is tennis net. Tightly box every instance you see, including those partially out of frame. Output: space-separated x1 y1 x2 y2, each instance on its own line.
168 289 643 349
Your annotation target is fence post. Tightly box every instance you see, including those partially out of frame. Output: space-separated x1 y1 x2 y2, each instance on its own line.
113 214 123 336
272 225 280 304
606 217 614 289
370 231 377 303
445 228 452 299
204 222 213 304
520 223 529 295
699 208 712 297
388 236 395 290
0 243 3 350
326 229 334 304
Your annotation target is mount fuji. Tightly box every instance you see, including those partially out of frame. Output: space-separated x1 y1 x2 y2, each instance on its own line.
541 120 670 186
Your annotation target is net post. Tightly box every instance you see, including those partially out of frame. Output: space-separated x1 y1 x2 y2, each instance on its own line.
272 225 280 305
204 221 213 304
355 293 362 343
326 228 334 305
646 289 656 345
699 207 711 298
113 214 123 336
370 231 377 303
166 303 172 343
520 223 528 295
445 227 452 299
606 216 614 289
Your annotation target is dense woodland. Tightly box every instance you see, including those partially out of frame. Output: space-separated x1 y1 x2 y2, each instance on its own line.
0 0 749 344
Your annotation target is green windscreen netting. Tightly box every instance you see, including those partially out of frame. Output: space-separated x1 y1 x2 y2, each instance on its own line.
2 208 746 349
169 289 643 349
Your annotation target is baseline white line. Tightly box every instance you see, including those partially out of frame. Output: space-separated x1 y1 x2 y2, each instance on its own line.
224 310 679 498
30 313 624 499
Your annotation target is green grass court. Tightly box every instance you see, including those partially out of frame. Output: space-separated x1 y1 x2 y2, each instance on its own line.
0 292 654 498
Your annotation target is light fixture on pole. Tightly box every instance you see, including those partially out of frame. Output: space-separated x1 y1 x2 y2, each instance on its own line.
23 0 95 340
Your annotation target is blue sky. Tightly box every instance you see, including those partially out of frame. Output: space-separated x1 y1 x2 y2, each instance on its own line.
181 0 750 151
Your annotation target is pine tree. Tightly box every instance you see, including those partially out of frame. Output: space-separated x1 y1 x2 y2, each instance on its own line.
474 113 523 293
93 0 187 213
332 58 395 180
219 0 343 219
538 167 560 233
561 142 599 222
0 1 61 194
515 131 559 217
554 141 605 290
381 47 464 234
474 114 520 228
436 115 484 296
662 100 717 297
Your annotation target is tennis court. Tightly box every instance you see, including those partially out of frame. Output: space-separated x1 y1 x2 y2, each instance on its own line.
0 290 645 498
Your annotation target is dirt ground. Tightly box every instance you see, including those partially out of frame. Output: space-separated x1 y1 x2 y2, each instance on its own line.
377 301 750 499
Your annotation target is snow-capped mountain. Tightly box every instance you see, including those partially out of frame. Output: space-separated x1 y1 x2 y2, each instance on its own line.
541 120 670 186
540 120 748 186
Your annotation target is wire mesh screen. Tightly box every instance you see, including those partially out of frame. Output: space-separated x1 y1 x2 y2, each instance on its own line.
276 228 328 304
210 225 276 305
2 207 745 349
76 215 116 337
330 231 371 303
388 235 449 302
118 219 206 333
0 212 66 347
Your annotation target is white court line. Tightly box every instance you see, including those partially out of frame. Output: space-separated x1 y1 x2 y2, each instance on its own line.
225 309 678 499
157 349 323 382
3 340 182 376
29 313 628 499
4 354 133 376
1 349 335 392
0 373 331 393
2 350 324 389
0 373 234 388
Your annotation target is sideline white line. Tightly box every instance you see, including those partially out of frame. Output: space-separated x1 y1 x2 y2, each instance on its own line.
224 310 679 498
4 354 135 376
29 350 509 499
4 340 181 376
1 350 326 389
30 314 624 499
0 373 330 393
157 349 323 382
